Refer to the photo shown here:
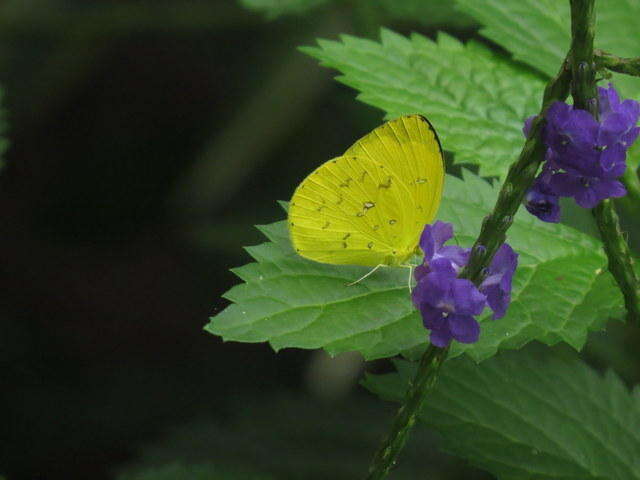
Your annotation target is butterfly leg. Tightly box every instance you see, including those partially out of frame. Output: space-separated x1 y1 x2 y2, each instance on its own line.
407 265 414 293
346 264 385 286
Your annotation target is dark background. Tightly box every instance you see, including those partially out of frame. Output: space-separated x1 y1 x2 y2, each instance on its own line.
0 1 638 479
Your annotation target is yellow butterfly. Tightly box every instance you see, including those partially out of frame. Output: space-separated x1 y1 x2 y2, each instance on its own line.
288 114 444 269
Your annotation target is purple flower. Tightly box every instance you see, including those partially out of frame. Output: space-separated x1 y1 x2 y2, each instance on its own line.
524 84 639 221
544 86 639 173
599 83 640 141
412 223 518 347
525 174 561 223
548 173 626 209
544 102 600 161
412 260 485 347
479 244 519 319
415 221 469 282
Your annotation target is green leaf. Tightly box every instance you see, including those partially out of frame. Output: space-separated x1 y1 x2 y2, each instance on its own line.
301 30 544 179
206 170 622 362
363 346 640 480
238 0 332 19
455 0 640 99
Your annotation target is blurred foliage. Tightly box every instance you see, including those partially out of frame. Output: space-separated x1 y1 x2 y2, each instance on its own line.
117 463 274 480
376 0 475 29
240 0 475 29
240 0 333 19
113 392 491 479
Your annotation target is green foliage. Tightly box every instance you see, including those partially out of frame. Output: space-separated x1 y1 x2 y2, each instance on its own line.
376 0 476 29
206 170 622 362
239 0 476 27
239 0 332 19
454 0 569 79
117 463 273 480
301 30 544 179
455 0 640 99
363 346 640 480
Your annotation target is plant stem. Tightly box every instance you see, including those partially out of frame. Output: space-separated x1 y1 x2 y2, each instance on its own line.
595 50 640 77
365 344 448 480
570 0 597 112
593 200 640 322
569 0 640 324
364 56 572 480
460 59 572 284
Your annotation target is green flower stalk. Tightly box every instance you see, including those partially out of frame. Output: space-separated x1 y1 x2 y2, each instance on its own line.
596 50 640 78
569 0 640 324
364 54 572 480
365 344 448 480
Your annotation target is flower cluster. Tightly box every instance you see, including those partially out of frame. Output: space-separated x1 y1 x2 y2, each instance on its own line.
411 222 518 348
524 83 640 222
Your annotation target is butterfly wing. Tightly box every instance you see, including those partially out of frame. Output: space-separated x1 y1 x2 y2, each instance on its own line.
288 114 445 267
289 154 417 267
344 114 445 256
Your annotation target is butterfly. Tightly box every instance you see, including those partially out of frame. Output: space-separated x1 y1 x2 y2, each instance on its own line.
288 114 444 271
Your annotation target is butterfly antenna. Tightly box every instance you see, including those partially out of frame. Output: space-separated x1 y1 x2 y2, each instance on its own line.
347 264 384 286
